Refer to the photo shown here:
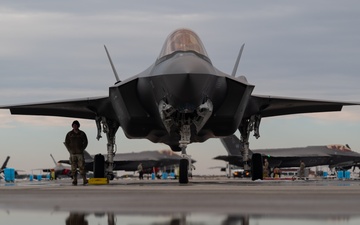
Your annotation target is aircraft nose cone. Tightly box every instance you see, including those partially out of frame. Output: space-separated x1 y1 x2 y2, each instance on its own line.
153 53 218 112
163 73 209 112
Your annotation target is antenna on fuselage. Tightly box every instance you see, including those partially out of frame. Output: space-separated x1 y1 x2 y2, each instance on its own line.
231 43 245 77
104 45 121 83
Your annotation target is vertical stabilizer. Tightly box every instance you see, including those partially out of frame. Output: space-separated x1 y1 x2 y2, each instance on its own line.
220 135 253 156
231 43 245 77
84 150 94 162
50 154 57 166
1 156 10 170
220 135 242 156
104 45 121 83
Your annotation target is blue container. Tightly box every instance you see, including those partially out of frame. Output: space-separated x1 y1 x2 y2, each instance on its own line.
4 168 15 182
37 174 42 181
29 174 33 181
151 173 155 180
337 171 344 179
345 171 351 179
46 173 51 180
162 172 168 179
323 171 328 177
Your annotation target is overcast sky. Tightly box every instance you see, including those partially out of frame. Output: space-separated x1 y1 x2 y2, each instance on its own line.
1 1 360 175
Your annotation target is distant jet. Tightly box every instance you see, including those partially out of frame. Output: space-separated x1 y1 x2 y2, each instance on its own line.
216 134 360 172
41 154 72 179
0 156 24 180
58 150 196 179
1 28 359 183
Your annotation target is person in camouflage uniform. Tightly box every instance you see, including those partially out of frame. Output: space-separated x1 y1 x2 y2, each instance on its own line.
263 158 270 178
299 160 306 179
64 120 88 185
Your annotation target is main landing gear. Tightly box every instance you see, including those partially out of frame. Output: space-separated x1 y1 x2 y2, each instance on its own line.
239 115 263 181
95 117 119 181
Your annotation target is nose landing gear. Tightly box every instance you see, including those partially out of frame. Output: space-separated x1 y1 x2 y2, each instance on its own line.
179 125 192 184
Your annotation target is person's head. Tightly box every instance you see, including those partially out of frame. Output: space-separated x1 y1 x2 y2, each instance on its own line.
72 120 80 130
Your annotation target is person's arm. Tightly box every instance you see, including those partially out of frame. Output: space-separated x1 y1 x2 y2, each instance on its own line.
64 133 71 153
82 132 88 150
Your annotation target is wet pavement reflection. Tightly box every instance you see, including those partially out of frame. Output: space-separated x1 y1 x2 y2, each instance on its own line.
1 211 360 225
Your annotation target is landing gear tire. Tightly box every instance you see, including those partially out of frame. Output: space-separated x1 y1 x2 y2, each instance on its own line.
94 154 105 178
251 153 263 181
179 158 189 184
107 173 115 180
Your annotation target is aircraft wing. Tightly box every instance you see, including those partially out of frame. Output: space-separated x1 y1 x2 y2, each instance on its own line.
0 97 116 121
213 155 243 167
330 161 360 170
113 158 193 171
59 159 181 172
249 95 359 118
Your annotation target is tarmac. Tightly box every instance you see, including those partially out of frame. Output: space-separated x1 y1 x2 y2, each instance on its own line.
1 177 360 216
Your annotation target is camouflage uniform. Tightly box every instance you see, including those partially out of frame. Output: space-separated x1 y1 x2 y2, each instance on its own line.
263 159 269 177
137 163 144 180
65 121 88 185
299 161 306 179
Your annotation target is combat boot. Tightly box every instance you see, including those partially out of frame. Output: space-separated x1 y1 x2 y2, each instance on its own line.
82 175 88 185
72 178 77 186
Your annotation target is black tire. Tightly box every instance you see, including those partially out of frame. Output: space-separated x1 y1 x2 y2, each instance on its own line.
179 158 189 184
94 154 105 178
251 153 263 181
107 173 115 180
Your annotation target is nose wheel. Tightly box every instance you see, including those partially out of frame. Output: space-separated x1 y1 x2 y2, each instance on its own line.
179 125 191 184
179 157 189 184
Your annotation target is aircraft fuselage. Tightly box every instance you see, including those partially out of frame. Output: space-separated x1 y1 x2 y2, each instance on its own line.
109 52 254 150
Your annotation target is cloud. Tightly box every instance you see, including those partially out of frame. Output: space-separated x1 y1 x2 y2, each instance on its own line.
0 111 71 128
304 108 360 123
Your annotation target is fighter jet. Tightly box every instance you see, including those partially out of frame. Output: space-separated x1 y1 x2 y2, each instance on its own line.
216 134 360 171
0 156 24 180
41 154 72 179
58 150 196 178
0 28 359 183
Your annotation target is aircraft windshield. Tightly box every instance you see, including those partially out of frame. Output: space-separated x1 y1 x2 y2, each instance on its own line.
158 28 209 59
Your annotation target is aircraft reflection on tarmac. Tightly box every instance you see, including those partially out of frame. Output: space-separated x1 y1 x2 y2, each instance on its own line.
1 211 359 225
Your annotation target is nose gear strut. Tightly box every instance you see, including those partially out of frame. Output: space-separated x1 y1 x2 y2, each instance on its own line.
179 125 192 184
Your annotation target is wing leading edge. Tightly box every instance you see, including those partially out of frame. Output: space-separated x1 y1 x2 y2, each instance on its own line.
0 96 116 121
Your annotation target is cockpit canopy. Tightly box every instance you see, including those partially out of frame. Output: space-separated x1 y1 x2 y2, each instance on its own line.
158 28 209 60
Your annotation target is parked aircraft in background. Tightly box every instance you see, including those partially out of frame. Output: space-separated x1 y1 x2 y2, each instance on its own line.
41 154 72 179
216 134 360 174
0 155 71 180
0 156 28 180
1 28 359 183
58 150 196 179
